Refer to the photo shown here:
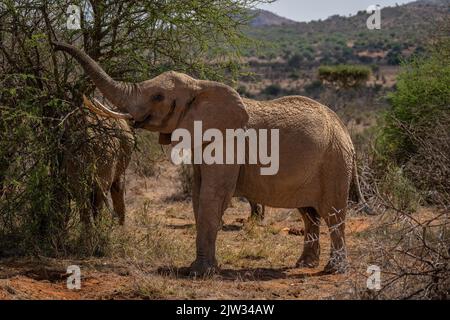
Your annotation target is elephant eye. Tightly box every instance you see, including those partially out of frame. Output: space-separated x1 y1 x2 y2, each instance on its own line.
151 94 165 102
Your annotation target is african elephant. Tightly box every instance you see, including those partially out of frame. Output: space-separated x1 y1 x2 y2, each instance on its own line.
53 42 366 274
65 109 134 226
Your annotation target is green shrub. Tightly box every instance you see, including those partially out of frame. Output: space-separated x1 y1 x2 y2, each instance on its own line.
376 37 450 204
379 165 421 213
318 65 371 88
131 132 164 177
378 43 450 164
0 103 118 256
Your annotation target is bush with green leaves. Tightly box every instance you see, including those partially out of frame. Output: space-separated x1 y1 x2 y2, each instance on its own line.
318 65 371 88
376 37 450 204
378 166 421 213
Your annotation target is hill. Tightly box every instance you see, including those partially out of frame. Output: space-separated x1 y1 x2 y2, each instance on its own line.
239 1 449 100
246 1 449 65
249 9 297 27
413 0 450 6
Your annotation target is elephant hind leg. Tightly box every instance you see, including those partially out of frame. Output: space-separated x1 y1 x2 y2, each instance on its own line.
111 177 125 225
296 207 321 268
316 154 351 274
318 195 349 274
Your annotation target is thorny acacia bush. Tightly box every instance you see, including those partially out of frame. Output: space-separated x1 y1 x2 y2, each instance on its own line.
375 35 450 206
351 203 449 300
130 131 164 178
0 0 269 257
351 122 448 300
349 31 449 300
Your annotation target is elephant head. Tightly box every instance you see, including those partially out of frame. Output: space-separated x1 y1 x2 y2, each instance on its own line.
53 42 249 145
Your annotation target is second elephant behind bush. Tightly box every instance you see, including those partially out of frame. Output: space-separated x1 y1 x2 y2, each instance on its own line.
64 112 134 225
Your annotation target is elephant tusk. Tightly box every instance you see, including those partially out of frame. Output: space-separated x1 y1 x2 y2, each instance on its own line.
92 97 134 120
83 95 110 118
82 95 133 120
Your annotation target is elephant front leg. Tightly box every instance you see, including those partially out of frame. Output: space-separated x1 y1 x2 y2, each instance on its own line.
296 207 321 268
189 165 239 276
190 201 222 276
192 165 201 223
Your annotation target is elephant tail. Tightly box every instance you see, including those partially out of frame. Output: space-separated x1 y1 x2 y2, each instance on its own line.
351 156 374 215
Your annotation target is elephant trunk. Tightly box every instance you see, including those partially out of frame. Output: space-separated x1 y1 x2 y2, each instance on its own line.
52 42 135 112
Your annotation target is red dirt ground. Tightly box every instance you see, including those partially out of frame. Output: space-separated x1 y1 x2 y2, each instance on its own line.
0 161 417 300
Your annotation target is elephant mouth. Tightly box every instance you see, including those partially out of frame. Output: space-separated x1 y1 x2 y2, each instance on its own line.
134 100 177 130
133 114 152 129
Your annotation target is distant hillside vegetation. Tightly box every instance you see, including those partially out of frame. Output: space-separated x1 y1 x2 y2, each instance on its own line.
246 0 449 67
239 1 448 102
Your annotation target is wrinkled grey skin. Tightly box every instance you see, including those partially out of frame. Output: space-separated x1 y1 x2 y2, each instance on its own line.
54 43 366 275
65 113 134 226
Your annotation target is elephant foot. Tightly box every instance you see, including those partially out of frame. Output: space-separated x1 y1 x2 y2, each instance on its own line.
295 254 320 268
189 259 218 277
323 254 349 274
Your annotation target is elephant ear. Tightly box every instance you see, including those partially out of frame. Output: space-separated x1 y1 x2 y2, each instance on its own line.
177 83 249 138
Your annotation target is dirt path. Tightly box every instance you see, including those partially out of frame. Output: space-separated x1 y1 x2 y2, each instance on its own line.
0 161 379 300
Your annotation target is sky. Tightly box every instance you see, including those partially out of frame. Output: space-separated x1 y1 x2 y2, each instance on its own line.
257 0 416 22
